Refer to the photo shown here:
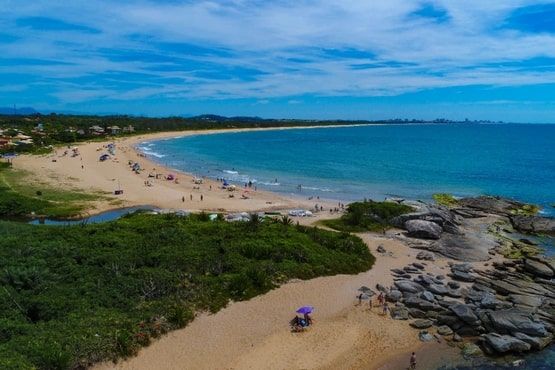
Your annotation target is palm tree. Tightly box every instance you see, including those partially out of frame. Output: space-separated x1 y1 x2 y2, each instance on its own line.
280 215 293 226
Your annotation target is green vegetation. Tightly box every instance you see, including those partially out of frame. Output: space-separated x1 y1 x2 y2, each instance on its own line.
432 193 460 207
0 213 374 369
0 162 103 218
510 203 540 216
320 200 414 232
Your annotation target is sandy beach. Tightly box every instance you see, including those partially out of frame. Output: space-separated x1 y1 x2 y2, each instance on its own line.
14 128 463 369
14 127 351 218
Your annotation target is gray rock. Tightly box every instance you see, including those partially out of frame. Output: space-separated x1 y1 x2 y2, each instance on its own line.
480 292 498 309
511 215 555 235
416 251 436 261
453 333 463 342
390 306 410 320
450 304 480 326
408 308 427 318
394 280 425 293
411 319 433 329
450 270 476 282
524 259 554 279
445 288 463 298
412 262 425 270
376 244 386 253
437 325 454 336
376 283 388 293
447 281 460 289
452 263 473 273
427 283 449 295
508 294 543 308
405 219 443 239
386 289 403 302
419 330 434 342
484 333 531 353
420 291 435 302
513 332 553 350
481 309 548 337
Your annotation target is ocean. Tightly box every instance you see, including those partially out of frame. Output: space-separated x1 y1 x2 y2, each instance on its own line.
141 123 555 216
141 123 555 368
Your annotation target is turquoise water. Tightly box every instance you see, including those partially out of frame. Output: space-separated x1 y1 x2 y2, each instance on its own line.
28 206 157 225
142 124 555 215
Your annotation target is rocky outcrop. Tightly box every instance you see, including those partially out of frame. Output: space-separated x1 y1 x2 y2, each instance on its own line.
483 333 531 353
384 256 554 356
511 215 555 235
405 220 442 239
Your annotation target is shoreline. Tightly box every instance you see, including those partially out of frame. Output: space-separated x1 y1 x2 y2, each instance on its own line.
12 127 554 369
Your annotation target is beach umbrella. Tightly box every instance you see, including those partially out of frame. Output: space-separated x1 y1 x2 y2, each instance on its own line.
296 306 314 314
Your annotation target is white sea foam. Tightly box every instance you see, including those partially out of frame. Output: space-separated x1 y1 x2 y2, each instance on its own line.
137 146 166 158
223 170 239 174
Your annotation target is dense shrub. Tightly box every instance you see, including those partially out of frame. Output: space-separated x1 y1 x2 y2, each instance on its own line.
0 214 374 368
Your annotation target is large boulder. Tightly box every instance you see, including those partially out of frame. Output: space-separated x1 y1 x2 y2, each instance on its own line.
458 196 525 216
405 220 442 239
386 290 403 302
483 333 531 353
410 319 433 329
450 304 480 326
416 251 436 261
511 215 555 235
524 259 554 279
480 309 548 337
390 306 410 320
394 280 425 293
513 332 553 350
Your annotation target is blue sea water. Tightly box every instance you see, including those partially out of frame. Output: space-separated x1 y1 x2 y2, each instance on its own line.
143 123 555 216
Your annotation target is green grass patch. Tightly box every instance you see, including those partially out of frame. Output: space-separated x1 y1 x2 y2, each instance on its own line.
320 200 414 233
0 213 374 369
0 163 104 218
432 193 460 207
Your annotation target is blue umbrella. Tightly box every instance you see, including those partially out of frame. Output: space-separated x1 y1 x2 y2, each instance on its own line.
296 306 314 314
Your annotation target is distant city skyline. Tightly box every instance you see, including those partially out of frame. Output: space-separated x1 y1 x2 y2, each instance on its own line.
2 1 555 122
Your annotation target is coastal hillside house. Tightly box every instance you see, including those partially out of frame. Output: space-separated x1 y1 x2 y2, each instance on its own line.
0 137 13 149
108 125 121 135
122 125 135 133
89 125 105 135
76 129 85 135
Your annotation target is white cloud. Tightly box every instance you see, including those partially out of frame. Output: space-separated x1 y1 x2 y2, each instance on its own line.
2 0 555 104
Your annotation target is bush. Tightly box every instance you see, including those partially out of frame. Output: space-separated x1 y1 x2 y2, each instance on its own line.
0 214 374 367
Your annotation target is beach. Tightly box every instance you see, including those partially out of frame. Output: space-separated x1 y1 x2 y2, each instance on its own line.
11 127 534 370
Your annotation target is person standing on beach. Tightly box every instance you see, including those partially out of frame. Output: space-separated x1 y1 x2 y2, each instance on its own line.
409 352 416 369
190 194 193 201
382 302 389 316
182 196 185 203
200 194 203 201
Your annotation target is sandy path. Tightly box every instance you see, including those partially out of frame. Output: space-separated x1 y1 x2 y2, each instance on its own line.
94 235 453 370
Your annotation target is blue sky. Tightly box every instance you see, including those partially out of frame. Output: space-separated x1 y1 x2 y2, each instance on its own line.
1 1 555 122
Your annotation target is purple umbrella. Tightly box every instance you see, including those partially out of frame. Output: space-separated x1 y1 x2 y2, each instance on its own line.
296 306 314 314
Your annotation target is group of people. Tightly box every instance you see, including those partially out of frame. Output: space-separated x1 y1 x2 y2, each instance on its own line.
291 313 313 332
356 291 389 315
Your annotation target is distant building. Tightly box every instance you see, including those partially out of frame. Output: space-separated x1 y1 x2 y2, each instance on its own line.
108 126 121 135
76 129 85 135
122 125 135 133
89 125 105 135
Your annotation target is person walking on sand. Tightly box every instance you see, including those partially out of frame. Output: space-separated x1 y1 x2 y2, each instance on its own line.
357 293 363 305
182 196 185 203
369 298 373 310
382 302 389 316
190 194 193 201
409 352 416 369
200 194 204 201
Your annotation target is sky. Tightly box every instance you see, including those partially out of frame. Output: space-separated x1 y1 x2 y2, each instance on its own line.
1 1 555 122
